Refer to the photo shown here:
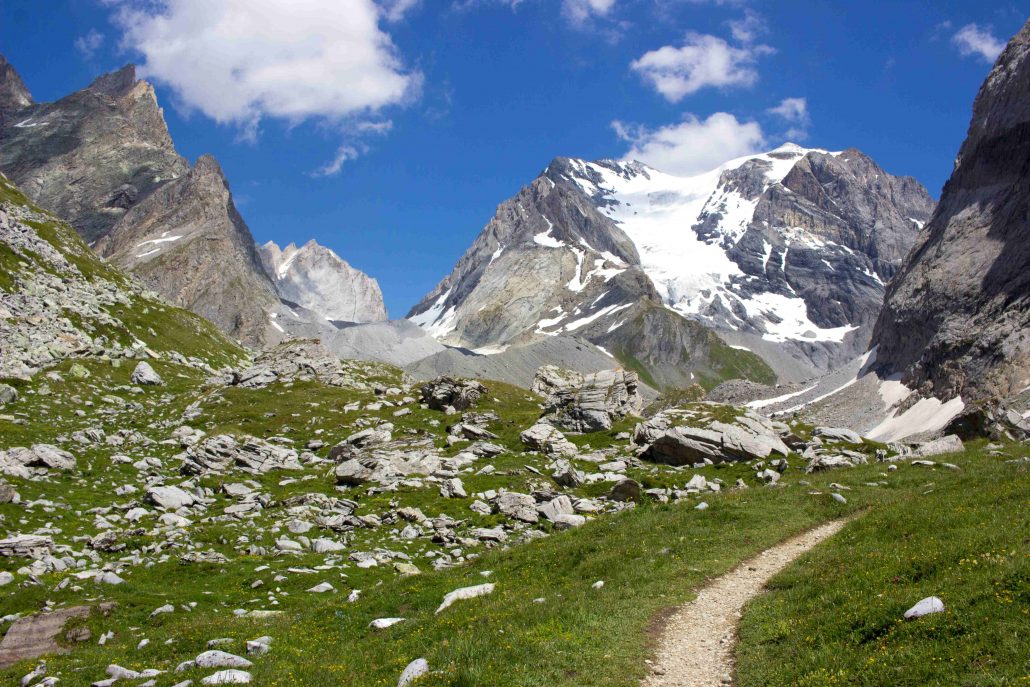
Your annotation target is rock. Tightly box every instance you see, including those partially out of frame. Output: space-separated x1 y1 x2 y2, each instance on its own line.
532 366 642 432
397 658 429 687
635 410 789 465
200 670 252 685
0 535 54 558
0 482 18 504
814 427 863 444
436 583 495 614
494 492 539 523
145 485 196 509
904 596 945 620
608 478 642 502
334 459 374 486
0 603 115 669
130 361 164 386
194 651 252 669
520 423 577 456
28 444 76 470
420 377 486 411
552 460 584 488
306 582 335 593
912 435 964 457
830 493 847 504
369 618 405 630
0 383 16 405
68 363 91 379
183 434 303 475
439 477 467 499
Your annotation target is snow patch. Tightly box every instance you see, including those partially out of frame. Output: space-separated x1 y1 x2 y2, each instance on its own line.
867 396 965 442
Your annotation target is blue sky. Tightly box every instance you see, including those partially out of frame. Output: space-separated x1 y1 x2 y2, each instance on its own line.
1 1 1025 316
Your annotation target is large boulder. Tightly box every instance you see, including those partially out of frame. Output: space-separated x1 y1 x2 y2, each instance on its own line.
532 366 643 432
420 377 486 411
130 361 164 386
182 435 303 475
634 408 790 465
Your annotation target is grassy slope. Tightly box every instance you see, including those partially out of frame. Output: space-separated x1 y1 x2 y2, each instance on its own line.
736 452 1029 687
0 175 244 369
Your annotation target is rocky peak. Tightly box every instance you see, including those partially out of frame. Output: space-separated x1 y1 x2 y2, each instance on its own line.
86 64 138 99
258 239 388 324
0 53 32 113
871 19 1030 402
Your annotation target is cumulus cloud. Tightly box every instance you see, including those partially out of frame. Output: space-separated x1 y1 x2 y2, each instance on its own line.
613 112 766 176
631 33 771 102
381 0 421 22
74 29 105 60
768 96 809 140
951 23 1005 63
727 10 764 44
108 0 421 141
312 145 362 177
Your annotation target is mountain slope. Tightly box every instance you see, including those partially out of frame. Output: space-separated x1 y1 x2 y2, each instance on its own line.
409 144 932 386
0 172 243 378
259 239 388 324
871 19 1030 403
0 58 281 347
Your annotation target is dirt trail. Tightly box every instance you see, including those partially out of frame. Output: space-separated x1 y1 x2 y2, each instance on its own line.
642 520 846 687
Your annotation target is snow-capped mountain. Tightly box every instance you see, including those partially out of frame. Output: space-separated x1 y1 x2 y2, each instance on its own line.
409 143 934 386
259 239 387 324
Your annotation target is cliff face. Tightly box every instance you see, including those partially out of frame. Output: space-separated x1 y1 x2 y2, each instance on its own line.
871 20 1030 402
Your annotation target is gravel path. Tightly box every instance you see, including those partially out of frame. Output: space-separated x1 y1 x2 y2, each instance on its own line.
642 520 846 687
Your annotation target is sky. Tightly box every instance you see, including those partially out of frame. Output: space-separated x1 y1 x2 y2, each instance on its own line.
0 1 1025 317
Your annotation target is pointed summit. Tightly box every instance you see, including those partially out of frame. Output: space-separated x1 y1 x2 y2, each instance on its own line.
0 53 32 112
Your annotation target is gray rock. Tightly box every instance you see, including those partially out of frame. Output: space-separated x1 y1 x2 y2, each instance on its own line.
0 383 16 404
814 427 863 444
130 361 163 386
520 423 577 456
912 435 964 457
397 658 429 687
533 366 642 432
494 492 539 523
608 478 642 502
420 377 486 411
145 485 195 510
904 596 945 620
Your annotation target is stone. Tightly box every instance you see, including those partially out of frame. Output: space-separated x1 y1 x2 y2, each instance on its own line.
912 435 964 457
369 618 405 630
0 383 16 405
494 492 539 523
814 427 863 444
436 583 495 614
130 361 164 386
904 596 945 620
439 477 467 499
608 478 642 502
195 651 253 669
200 670 252 685
0 535 54 558
520 423 577 456
0 603 115 669
532 366 642 432
398 658 429 687
420 377 486 411
145 485 195 509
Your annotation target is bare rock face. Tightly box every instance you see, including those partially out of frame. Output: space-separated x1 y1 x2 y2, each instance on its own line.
93 154 279 347
533 365 642 432
0 54 32 118
0 63 187 243
872 20 1030 403
259 239 387 324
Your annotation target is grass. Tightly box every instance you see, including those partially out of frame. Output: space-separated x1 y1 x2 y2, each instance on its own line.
736 449 1030 687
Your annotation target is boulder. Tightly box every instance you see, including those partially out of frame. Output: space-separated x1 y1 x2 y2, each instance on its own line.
420 377 486 411
145 485 196 509
608 478 642 502
0 383 17 405
130 361 164 386
494 492 539 523
520 423 577 456
912 435 964 457
533 366 642 432
0 535 54 558
814 427 863 444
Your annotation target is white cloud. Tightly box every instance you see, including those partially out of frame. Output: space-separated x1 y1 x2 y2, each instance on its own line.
381 0 421 22
951 23 1005 63
727 10 764 44
74 29 105 60
768 96 810 141
109 0 421 140
631 33 771 102
613 112 766 176
562 0 617 26
312 144 362 177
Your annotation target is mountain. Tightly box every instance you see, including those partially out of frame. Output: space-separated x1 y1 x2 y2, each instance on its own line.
871 19 1030 404
0 57 369 349
409 144 933 388
259 239 388 324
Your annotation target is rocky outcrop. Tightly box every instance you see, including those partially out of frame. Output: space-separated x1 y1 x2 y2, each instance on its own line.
0 54 32 119
533 365 642 432
633 407 790 465
260 240 387 324
420 377 486 411
410 144 932 387
872 20 1030 403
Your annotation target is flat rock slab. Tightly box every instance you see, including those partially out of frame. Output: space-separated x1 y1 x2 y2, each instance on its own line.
642 521 845 687
0 602 116 668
